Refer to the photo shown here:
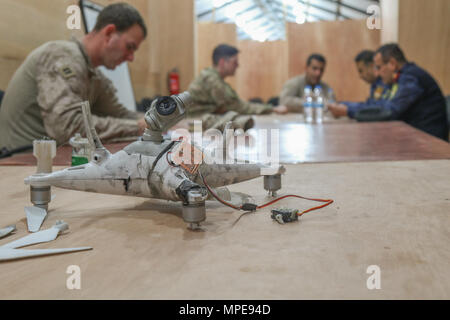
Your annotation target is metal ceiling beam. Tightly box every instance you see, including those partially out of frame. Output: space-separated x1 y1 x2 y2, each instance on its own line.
271 2 326 21
246 18 272 30
321 0 371 15
271 0 329 21
214 4 260 23
237 30 248 37
261 23 280 34
215 8 274 27
266 28 284 39
336 0 341 20
245 12 266 24
236 4 259 16
197 0 239 18
236 21 279 38
254 0 288 29
236 17 276 34
295 0 352 20
215 17 233 23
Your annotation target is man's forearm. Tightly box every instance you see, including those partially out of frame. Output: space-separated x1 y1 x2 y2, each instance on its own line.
280 96 303 113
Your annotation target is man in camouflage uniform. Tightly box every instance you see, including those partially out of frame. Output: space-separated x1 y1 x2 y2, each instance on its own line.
0 3 147 153
280 53 335 113
188 44 288 131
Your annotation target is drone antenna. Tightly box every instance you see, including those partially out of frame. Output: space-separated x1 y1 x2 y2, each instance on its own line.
80 101 104 150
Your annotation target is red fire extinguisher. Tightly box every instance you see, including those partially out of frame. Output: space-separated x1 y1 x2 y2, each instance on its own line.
168 68 180 95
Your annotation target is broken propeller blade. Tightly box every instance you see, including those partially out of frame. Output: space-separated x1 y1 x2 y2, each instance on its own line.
25 206 48 233
1 221 68 249
0 247 92 261
0 225 16 239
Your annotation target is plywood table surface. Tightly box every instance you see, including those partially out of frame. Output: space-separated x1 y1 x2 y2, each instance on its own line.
0 160 449 299
1 116 449 166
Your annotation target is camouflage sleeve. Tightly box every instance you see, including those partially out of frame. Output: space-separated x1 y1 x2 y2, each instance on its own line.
279 80 303 113
238 101 273 115
35 49 141 145
186 103 218 116
187 72 221 115
210 78 272 115
93 72 143 120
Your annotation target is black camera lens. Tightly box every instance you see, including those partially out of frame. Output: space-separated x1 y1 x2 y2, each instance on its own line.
155 97 177 116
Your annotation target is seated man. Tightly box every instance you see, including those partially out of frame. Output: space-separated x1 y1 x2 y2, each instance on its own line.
280 53 335 113
0 3 147 154
188 44 287 131
328 44 449 141
334 50 388 117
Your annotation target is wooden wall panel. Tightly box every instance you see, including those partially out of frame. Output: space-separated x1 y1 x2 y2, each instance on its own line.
236 40 288 102
398 0 450 94
0 0 194 100
0 0 79 91
195 22 237 89
287 19 380 102
126 0 154 99
150 0 194 96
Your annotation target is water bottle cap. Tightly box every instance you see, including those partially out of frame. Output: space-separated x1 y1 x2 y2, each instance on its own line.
315 85 322 89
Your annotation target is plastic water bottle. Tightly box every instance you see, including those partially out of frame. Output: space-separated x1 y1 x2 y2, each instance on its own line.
69 133 91 166
327 87 335 104
313 85 324 124
303 85 314 123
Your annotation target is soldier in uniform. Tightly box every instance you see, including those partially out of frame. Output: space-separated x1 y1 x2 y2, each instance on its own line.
328 44 448 141
279 53 335 113
0 3 147 155
188 44 288 131
328 50 388 117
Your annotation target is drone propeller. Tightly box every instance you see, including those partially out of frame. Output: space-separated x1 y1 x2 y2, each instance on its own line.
0 221 92 262
0 247 92 261
1 221 68 249
25 206 47 233
0 225 16 239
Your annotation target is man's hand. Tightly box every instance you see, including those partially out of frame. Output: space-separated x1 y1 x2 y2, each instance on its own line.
137 117 147 134
272 105 289 114
327 103 348 118
215 105 228 114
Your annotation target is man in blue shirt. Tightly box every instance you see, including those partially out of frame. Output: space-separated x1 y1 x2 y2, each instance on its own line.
329 44 448 141
337 50 388 117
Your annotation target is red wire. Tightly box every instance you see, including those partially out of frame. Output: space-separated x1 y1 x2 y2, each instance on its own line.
257 194 334 216
199 172 333 216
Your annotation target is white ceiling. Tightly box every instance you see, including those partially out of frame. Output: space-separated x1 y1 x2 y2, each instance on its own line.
196 0 380 41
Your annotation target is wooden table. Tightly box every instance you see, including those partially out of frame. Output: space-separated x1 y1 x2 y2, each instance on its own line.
250 116 450 163
0 142 131 166
0 160 449 299
1 115 449 166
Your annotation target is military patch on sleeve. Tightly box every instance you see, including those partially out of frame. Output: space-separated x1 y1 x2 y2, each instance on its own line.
58 65 76 79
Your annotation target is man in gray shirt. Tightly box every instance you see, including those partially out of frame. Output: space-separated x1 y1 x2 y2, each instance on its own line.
280 53 335 113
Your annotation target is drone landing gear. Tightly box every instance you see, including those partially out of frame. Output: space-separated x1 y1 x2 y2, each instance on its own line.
181 188 207 230
182 202 206 230
263 174 282 197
